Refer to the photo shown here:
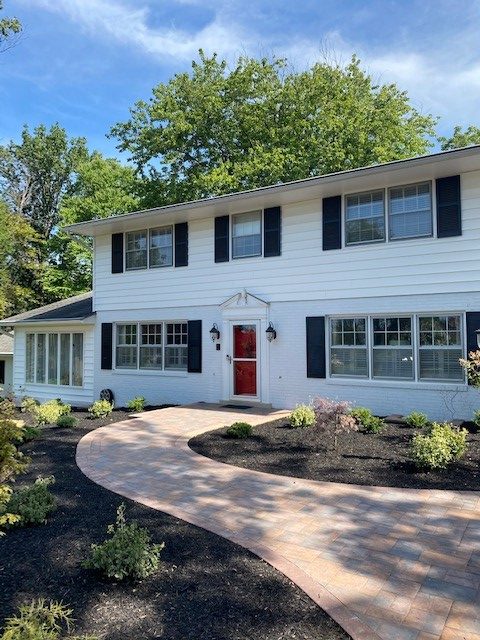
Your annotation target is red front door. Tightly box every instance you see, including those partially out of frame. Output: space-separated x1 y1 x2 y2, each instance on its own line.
233 323 257 396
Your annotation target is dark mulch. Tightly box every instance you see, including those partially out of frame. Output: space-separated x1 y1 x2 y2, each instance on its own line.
0 413 349 640
189 418 480 491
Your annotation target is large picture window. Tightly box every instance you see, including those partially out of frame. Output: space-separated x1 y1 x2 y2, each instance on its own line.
116 322 188 371
389 182 432 240
25 332 84 387
232 211 262 259
328 314 464 383
345 191 385 245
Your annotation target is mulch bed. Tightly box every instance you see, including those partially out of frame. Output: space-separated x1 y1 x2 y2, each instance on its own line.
189 418 480 491
0 410 350 640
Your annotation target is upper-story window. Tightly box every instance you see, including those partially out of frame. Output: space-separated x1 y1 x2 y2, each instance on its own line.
345 190 385 245
389 182 432 240
232 211 262 259
125 226 173 271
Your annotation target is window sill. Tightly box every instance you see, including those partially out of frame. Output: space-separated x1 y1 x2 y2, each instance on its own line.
325 378 468 392
24 382 85 390
113 369 188 378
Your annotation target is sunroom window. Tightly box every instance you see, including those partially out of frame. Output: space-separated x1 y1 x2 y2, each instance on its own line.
330 318 368 377
372 317 413 379
232 211 262 258
418 315 463 381
389 182 432 240
345 190 385 245
25 333 83 386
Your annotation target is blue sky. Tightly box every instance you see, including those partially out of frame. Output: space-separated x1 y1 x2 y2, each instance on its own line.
1 0 479 159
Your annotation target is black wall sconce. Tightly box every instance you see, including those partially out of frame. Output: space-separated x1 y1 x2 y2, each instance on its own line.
209 323 220 342
266 322 277 342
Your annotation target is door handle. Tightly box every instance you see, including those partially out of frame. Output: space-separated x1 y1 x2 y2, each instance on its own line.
226 355 232 364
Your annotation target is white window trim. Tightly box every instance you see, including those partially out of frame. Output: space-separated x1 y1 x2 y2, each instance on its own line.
125 225 174 272
113 321 188 373
388 181 433 242
231 210 263 260
25 331 84 388
327 312 467 385
344 189 386 247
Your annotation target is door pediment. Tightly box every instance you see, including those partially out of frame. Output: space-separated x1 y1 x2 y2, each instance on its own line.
220 289 269 310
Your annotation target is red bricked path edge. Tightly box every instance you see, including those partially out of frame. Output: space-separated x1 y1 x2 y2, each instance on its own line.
76 404 480 640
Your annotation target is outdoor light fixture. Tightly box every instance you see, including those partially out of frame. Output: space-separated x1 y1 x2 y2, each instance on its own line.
209 323 220 342
266 322 277 342
476 328 480 349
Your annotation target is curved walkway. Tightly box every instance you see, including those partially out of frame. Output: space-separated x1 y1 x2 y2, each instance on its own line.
77 404 480 640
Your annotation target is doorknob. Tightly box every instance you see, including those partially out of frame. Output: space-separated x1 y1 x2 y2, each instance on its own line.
226 355 232 364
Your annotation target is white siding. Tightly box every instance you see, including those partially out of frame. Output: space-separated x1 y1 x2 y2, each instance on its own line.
93 170 480 312
13 325 95 406
0 355 13 396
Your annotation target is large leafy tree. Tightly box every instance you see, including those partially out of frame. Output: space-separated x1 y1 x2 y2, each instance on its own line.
0 0 21 53
439 125 480 150
111 51 437 207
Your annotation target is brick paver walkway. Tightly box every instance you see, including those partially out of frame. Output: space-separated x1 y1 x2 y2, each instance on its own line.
77 404 480 640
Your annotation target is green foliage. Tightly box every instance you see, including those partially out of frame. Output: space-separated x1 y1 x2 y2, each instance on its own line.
34 400 71 427
439 125 480 150
460 350 480 388
0 398 15 419
0 415 29 533
0 1 21 53
289 404 315 428
6 476 56 526
350 407 385 433
0 598 99 640
474 410 480 428
126 396 146 412
88 400 113 419
405 411 429 429
84 503 164 581
20 397 40 415
411 422 468 470
55 414 77 429
225 422 253 439
21 425 41 443
111 51 436 208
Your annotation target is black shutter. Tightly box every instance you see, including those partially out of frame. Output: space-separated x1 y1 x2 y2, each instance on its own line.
111 233 124 273
101 323 113 370
322 196 342 250
466 312 480 355
187 320 202 373
0 360 5 385
174 222 188 267
214 216 229 263
436 175 462 238
306 316 326 378
264 206 281 257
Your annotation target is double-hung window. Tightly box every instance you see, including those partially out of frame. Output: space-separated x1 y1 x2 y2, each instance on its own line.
389 182 432 240
232 211 262 258
115 322 188 371
330 318 368 377
328 314 464 382
25 332 84 386
125 231 148 270
345 191 385 245
126 227 173 270
149 227 173 267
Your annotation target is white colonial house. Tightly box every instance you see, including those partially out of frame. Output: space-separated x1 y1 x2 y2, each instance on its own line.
2 146 480 420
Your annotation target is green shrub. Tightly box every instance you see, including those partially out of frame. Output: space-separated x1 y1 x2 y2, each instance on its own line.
126 396 146 412
289 404 315 428
84 503 164 581
88 399 113 419
225 422 253 438
21 426 41 443
55 414 77 429
474 410 480 427
20 396 40 415
411 422 468 470
0 598 99 640
7 477 56 526
0 418 30 534
34 400 71 426
0 398 16 420
350 407 385 433
406 411 429 429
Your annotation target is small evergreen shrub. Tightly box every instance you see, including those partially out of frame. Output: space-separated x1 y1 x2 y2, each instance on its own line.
20 396 40 415
127 396 146 412
474 409 480 428
411 422 468 470
84 503 164 581
0 418 30 534
0 398 16 419
55 414 77 429
0 598 99 640
35 400 71 426
225 422 253 438
289 404 315 428
7 477 56 526
350 407 385 433
88 399 113 419
21 426 41 443
406 411 429 429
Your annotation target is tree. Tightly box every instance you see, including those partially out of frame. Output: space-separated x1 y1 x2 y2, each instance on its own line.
439 125 480 150
0 0 21 53
111 51 437 207
0 123 89 239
